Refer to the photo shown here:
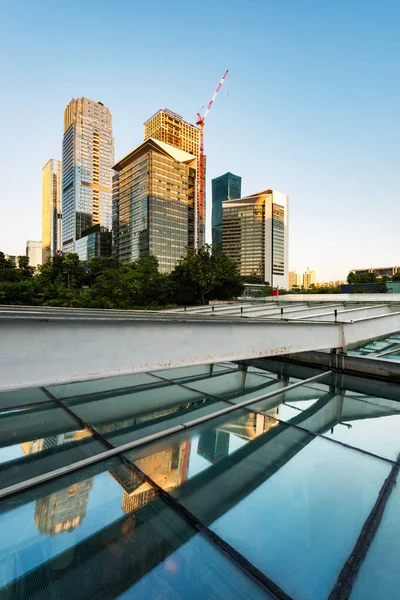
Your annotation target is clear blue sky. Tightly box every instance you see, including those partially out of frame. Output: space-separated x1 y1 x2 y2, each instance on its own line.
0 0 399 281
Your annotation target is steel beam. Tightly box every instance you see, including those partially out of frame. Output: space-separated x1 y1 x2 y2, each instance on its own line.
2 306 400 390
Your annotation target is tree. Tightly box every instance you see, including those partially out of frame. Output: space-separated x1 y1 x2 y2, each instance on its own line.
393 272 400 281
17 255 34 279
171 245 243 305
347 271 358 284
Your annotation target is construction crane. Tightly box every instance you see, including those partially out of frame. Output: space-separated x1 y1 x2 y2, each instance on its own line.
196 69 229 247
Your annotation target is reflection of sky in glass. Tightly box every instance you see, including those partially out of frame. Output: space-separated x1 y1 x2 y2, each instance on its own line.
211 439 390 600
118 533 273 600
1 359 400 598
324 412 400 460
351 483 400 600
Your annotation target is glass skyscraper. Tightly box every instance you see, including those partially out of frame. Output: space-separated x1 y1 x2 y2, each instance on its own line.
212 172 241 253
42 159 62 263
222 189 289 288
112 138 197 273
62 98 114 253
144 109 204 247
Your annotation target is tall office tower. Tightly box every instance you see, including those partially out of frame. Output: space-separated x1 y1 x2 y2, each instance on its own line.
62 98 114 253
144 109 204 246
212 172 241 253
303 267 316 290
288 268 301 290
112 138 197 273
26 240 42 268
42 159 62 263
222 189 289 288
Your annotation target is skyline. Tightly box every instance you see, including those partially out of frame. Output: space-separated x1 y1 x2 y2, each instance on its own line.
1 0 399 281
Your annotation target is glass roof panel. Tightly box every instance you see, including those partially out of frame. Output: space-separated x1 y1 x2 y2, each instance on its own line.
63 382 230 447
0 456 271 600
125 407 280 491
0 403 105 490
350 477 400 600
170 431 389 600
0 387 51 409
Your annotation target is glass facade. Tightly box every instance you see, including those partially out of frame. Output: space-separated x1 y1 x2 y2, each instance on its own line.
144 109 204 247
2 357 400 598
222 198 265 279
62 98 114 252
42 159 62 263
212 172 241 253
272 203 284 276
113 140 196 273
222 190 288 286
75 229 112 261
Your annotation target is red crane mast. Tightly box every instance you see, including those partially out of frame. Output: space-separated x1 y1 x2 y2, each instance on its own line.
196 69 229 246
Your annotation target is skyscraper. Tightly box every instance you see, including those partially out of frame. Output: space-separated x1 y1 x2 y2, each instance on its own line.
212 172 241 253
222 189 289 288
144 109 204 246
288 268 301 290
26 240 42 268
303 268 316 290
112 138 197 273
42 159 62 263
62 98 114 253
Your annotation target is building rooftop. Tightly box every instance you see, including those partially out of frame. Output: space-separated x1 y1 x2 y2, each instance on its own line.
1 341 400 598
113 137 195 171
143 107 199 129
2 299 400 598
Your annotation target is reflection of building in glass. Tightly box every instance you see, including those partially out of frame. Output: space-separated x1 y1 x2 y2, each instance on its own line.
62 98 114 253
198 430 230 463
198 410 279 463
22 430 94 535
222 411 279 440
109 441 190 514
144 109 203 247
42 159 62 263
35 479 94 535
112 138 197 272
212 172 241 253
222 189 289 288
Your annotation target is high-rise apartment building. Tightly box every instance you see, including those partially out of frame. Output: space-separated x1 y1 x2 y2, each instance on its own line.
112 138 197 273
62 98 114 253
42 159 62 263
144 109 204 246
288 268 301 290
222 189 289 288
26 240 42 268
303 267 316 290
212 172 241 253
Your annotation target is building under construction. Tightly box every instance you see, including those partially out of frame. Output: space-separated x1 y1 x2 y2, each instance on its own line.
144 109 204 247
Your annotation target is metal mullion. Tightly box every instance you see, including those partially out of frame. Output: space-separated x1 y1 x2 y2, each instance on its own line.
328 452 400 599
118 452 294 600
0 372 330 500
241 392 396 466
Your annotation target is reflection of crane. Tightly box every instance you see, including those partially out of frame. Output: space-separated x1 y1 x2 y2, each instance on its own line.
196 70 229 245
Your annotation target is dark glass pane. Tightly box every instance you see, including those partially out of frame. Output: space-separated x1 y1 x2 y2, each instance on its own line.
0 457 272 599
0 403 105 490
0 387 50 409
64 381 229 447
